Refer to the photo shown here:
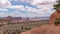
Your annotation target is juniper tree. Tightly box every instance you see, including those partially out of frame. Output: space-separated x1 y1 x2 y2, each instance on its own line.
54 0 60 10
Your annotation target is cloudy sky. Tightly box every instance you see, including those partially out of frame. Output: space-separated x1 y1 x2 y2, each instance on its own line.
0 0 56 17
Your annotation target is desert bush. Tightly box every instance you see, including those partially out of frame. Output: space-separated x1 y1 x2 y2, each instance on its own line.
21 27 31 32
3 30 21 34
54 18 60 25
0 20 48 34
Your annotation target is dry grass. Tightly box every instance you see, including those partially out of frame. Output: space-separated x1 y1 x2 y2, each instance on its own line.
0 20 48 34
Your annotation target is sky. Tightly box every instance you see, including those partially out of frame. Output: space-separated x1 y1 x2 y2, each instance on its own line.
0 0 56 17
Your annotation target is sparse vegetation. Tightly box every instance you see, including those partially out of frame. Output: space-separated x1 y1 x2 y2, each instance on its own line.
0 20 48 34
54 18 60 25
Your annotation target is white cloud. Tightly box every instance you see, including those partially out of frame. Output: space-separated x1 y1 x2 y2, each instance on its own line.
0 0 56 17
25 5 56 17
20 0 56 5
26 13 50 17
0 11 25 17
0 0 9 4
20 0 56 11
9 11 25 17
0 0 11 8
0 12 9 17
31 0 56 9
8 5 54 16
10 5 25 10
38 5 54 10
25 6 54 15
0 8 8 11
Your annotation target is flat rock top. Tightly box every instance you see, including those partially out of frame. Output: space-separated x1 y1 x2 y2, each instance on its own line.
20 24 60 34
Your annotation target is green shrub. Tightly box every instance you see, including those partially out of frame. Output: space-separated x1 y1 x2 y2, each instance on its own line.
54 18 60 25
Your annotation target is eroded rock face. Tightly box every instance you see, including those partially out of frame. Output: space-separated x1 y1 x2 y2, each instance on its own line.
49 10 60 25
20 10 60 34
49 11 57 25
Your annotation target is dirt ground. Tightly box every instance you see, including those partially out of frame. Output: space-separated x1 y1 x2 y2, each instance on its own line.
20 24 60 34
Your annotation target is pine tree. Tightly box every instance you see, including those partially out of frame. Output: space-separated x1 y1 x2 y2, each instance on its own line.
54 0 60 10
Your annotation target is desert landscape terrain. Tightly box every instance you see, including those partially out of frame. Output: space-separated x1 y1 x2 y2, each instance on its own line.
21 10 60 34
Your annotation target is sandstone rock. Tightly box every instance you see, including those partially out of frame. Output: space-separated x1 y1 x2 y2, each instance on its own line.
49 10 60 25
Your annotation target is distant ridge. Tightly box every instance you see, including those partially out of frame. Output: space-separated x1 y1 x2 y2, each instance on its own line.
29 17 49 20
0 16 49 20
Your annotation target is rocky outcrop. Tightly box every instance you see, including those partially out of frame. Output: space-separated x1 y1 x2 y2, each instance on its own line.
49 11 57 25
49 10 60 25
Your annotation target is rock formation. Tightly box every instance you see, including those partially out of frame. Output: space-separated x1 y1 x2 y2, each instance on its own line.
49 10 60 25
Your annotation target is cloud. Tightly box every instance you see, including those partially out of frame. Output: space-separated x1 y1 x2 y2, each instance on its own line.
25 6 54 14
31 0 56 9
0 8 8 11
0 11 25 17
0 0 56 17
0 12 9 17
10 5 25 10
0 5 55 17
8 11 25 17
0 0 11 8
25 5 55 17
20 0 56 5
20 0 56 10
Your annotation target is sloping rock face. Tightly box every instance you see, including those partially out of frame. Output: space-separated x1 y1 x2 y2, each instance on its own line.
20 10 60 34
49 10 60 25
